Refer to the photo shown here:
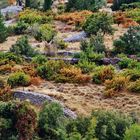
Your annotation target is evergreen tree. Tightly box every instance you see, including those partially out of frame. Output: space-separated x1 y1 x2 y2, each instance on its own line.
44 0 52 11
0 13 8 43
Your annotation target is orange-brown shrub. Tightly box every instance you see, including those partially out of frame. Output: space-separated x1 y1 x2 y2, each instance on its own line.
104 76 129 97
114 12 139 28
22 65 37 77
30 77 44 86
55 10 93 26
55 66 91 83
0 65 13 74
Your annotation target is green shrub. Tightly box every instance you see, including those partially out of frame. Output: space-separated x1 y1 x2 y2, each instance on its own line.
92 110 132 140
10 36 38 57
118 57 140 69
38 102 66 139
122 69 140 81
34 24 56 42
80 32 106 53
127 79 140 93
0 52 22 64
124 124 140 140
77 54 96 73
0 13 8 43
13 21 29 35
83 13 114 36
32 55 47 65
92 65 115 84
37 60 66 80
114 26 140 55
7 72 31 88
66 0 106 12
112 0 140 10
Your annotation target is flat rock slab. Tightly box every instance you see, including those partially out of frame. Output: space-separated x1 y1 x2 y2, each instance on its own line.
63 31 87 42
1 6 23 16
14 90 77 119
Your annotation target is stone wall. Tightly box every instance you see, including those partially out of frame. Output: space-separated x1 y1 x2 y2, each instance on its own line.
14 90 77 119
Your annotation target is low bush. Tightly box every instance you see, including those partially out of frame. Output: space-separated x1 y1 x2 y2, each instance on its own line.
114 26 140 55
127 79 140 93
83 12 114 36
19 9 53 24
55 10 92 26
54 38 68 50
92 65 115 84
124 124 140 140
7 72 31 88
104 76 128 97
10 36 38 57
34 24 56 42
55 66 91 83
37 60 66 80
77 54 96 73
32 55 48 65
80 33 106 53
118 57 140 69
122 69 140 81
13 21 29 35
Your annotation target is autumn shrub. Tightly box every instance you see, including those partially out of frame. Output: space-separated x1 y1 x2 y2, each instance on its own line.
0 79 12 101
37 60 66 80
0 101 37 140
55 66 91 83
7 72 31 88
0 13 8 43
124 124 140 140
104 76 129 97
34 24 56 42
38 102 66 139
92 110 132 140
56 10 92 26
66 0 106 12
0 64 12 74
114 26 140 55
10 36 38 57
125 8 140 23
30 77 43 86
83 12 114 36
127 79 140 93
22 65 37 77
92 65 115 84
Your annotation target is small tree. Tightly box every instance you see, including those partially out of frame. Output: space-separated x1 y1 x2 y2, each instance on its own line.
0 13 8 43
44 0 52 11
113 26 140 55
10 36 38 57
83 12 114 36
